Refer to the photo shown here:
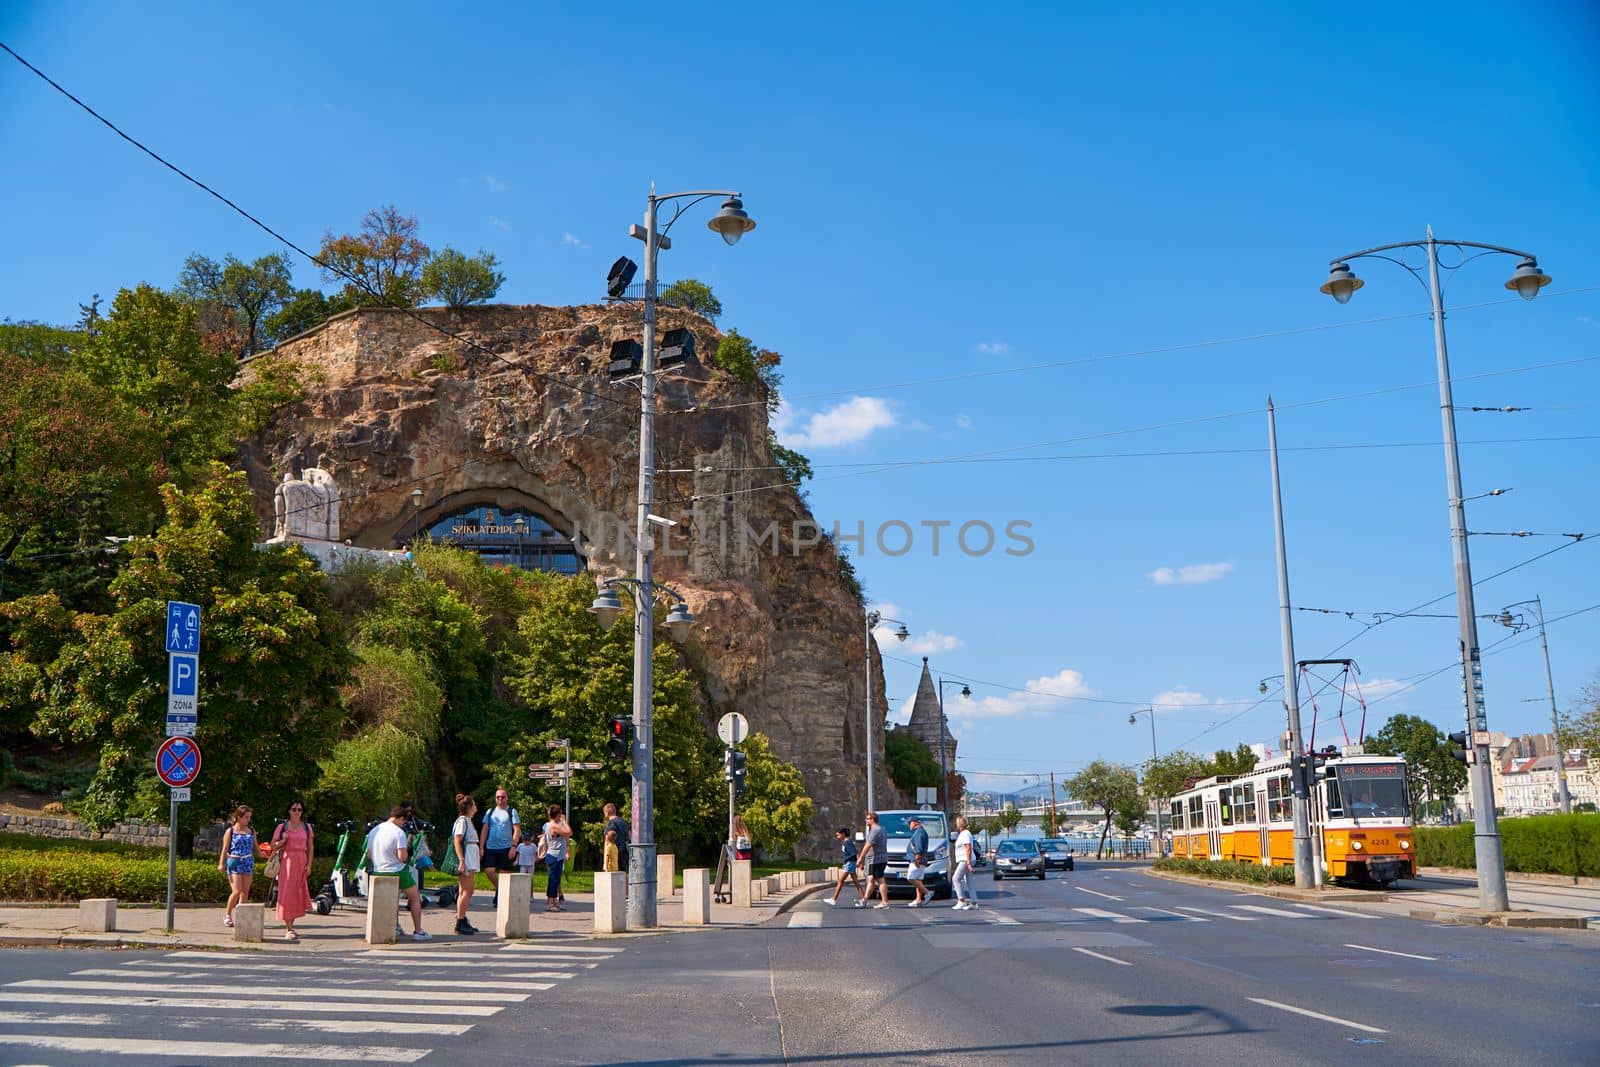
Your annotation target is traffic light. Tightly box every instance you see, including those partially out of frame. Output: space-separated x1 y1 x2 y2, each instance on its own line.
606 717 633 759
1448 731 1473 765
724 748 747 796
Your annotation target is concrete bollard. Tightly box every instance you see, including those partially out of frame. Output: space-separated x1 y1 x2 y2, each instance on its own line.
78 898 116 933
233 902 265 943
657 853 676 899
496 872 531 938
595 871 627 934
365 874 400 944
732 859 753 908
683 867 711 925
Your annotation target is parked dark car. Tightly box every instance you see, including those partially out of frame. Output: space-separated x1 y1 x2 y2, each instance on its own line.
992 839 1046 880
1037 838 1076 871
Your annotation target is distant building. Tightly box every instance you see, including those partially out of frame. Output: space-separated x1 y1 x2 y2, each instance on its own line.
1449 730 1593 815
888 658 960 805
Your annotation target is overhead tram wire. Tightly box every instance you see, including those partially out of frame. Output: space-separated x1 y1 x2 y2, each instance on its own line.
878 651 1263 710
669 285 1600 416
0 41 625 413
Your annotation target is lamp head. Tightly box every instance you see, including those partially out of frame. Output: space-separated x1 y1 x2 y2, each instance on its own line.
587 586 624 631
1496 610 1516 629
708 196 756 246
960 684 972 699
410 488 423 507
1259 681 1269 694
663 600 695 642
1129 713 1137 726
893 623 909 642
513 516 527 536
1505 258 1551 301
1320 262 1364 304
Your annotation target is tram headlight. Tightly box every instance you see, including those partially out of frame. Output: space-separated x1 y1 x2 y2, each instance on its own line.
1350 840 1364 851
1399 839 1410 850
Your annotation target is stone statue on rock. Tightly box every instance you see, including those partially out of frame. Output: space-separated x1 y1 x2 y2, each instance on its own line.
272 468 341 543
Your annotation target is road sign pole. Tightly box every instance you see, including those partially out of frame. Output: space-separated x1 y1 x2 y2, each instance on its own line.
165 792 178 932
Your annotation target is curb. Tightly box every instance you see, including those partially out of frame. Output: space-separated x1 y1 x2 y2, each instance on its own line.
774 882 828 916
1419 867 1600 889
1408 908 1590 930
1142 867 1384 902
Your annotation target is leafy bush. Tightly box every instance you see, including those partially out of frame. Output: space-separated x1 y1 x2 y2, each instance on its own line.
0 835 336 902
1154 857 1295 885
1417 813 1600 877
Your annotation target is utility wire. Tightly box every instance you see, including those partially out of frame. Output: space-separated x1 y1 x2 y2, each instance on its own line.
0 40 626 411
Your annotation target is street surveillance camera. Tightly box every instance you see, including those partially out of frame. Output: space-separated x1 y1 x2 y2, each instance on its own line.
647 514 678 529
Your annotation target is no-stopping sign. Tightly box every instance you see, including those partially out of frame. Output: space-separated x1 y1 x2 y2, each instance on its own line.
155 736 202 788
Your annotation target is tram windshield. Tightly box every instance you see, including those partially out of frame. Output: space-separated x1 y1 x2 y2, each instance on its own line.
1334 764 1410 819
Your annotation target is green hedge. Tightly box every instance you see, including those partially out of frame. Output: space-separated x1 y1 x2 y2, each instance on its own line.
1153 857 1295 885
1416 813 1600 877
0 841 336 904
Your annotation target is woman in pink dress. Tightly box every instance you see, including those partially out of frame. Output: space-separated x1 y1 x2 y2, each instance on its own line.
270 799 313 941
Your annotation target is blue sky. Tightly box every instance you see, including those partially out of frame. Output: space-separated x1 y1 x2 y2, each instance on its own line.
3 3 1597 795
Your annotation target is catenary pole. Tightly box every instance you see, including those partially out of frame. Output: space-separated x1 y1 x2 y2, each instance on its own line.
1531 597 1572 814
1268 398 1316 890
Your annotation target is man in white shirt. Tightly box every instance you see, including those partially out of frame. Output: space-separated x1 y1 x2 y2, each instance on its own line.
369 805 429 940
952 815 977 911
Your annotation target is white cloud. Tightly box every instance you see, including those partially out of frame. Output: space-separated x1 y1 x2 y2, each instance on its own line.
975 342 1009 355
485 175 507 192
562 233 586 248
489 216 510 231
955 414 972 430
1148 561 1234 585
904 630 963 656
1349 677 1408 701
776 396 896 448
952 668 1096 720
1151 688 1214 710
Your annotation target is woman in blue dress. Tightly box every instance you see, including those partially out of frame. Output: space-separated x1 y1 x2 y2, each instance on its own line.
217 805 259 928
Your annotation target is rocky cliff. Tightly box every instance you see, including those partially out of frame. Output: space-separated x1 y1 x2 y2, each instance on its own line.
238 304 897 855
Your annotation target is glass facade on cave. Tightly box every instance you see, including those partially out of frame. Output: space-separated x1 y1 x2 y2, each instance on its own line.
419 505 582 575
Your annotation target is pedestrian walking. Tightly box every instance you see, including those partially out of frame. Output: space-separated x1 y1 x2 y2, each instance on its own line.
371 804 429 940
905 816 931 907
854 812 890 909
451 794 481 936
269 799 313 941
826 827 863 906
218 805 259 928
540 804 572 912
481 788 521 907
951 815 977 911
603 829 621 873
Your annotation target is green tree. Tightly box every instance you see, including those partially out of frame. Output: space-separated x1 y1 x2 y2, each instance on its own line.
0 320 81 368
1209 743 1258 777
1142 750 1210 819
1560 676 1600 756
319 206 432 307
1366 713 1468 817
713 329 784 411
421 247 505 307
1 466 352 847
660 278 722 321
885 730 941 789
996 802 1022 837
265 287 350 342
766 430 813 489
735 732 815 858
1112 796 1147 841
176 252 294 357
1066 760 1141 858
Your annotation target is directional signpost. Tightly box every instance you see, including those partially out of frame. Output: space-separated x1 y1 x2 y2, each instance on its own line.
527 740 606 815
162 601 201 932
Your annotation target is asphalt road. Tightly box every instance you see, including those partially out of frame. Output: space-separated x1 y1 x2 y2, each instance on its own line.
1 863 1595 1065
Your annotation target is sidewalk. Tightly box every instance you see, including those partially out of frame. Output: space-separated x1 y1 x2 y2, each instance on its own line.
0 883 823 951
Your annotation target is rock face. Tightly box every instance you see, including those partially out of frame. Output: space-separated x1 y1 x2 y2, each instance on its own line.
239 304 897 856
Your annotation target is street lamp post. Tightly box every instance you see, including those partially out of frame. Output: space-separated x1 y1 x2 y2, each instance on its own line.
1320 228 1550 913
937 677 971 813
1128 707 1161 853
864 611 910 812
1497 596 1571 813
512 515 527 570
609 185 754 929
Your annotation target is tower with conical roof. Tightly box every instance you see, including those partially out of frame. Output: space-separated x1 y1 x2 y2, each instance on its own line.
902 656 957 789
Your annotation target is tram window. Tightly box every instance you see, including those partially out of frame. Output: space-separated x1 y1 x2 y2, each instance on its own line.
1170 801 1184 830
1336 769 1411 818
1240 785 1257 823
1188 795 1202 826
1266 776 1282 821
1219 792 1232 826
1325 777 1344 818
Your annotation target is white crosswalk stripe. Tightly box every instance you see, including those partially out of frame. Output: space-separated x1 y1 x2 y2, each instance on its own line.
1176 906 1257 920
1073 907 1148 924
0 939 619 1063
1230 903 1315 920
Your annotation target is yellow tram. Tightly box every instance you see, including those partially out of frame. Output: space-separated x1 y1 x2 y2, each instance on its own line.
1168 748 1415 885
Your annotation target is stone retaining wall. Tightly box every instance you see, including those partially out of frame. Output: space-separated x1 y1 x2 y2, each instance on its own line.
0 812 221 852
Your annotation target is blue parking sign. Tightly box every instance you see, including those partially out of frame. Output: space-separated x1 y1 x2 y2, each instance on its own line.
165 601 201 654
169 654 199 697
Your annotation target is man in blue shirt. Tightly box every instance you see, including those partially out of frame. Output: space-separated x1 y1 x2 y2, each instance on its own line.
906 816 931 908
482 788 520 906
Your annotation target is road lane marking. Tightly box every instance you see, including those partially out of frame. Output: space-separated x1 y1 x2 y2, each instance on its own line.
7 980 529 1003
1231 904 1312 920
1176 906 1256 921
1071 947 1132 966
1246 997 1388 1034
1073 908 1147 924
0 993 503 1017
119 960 577 979
0 1011 472 1036
1133 906 1208 921
495 943 620 955
395 980 555 991
0 1034 429 1062
988 914 1023 925
1343 943 1436 961
1074 886 1125 901
1292 902 1376 920
787 911 822 928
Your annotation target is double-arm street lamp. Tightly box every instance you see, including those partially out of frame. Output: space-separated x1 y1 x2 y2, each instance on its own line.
1496 596 1570 813
600 185 755 930
937 677 971 812
1128 707 1161 851
865 611 910 812
1320 228 1551 913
